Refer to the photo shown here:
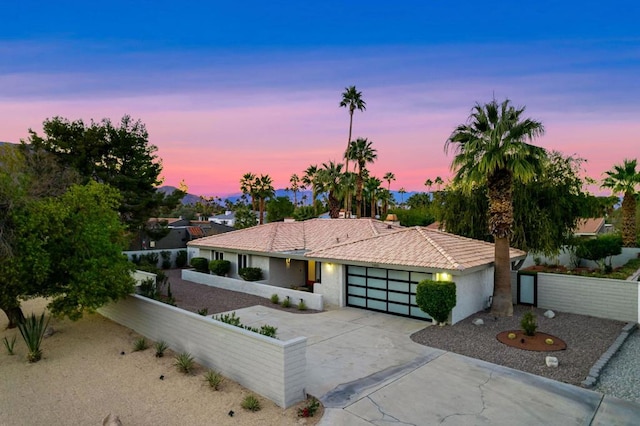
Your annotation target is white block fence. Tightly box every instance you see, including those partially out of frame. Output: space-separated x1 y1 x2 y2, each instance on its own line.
99 295 307 408
182 269 324 311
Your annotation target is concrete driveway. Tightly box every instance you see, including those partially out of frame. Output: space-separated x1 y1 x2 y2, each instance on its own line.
232 306 640 425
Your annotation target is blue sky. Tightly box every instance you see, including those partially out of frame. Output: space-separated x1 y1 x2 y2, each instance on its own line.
1 1 638 195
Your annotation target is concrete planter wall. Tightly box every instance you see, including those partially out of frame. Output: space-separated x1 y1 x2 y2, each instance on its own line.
182 269 324 311
99 295 307 408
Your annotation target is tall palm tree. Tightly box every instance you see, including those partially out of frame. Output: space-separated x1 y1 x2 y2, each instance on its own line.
339 86 366 173
445 98 546 317
346 138 377 218
240 172 257 212
377 188 393 217
601 159 640 247
288 173 304 206
340 86 366 215
316 161 345 219
434 176 444 192
254 174 275 225
302 165 319 209
364 177 383 218
398 187 406 205
383 172 396 214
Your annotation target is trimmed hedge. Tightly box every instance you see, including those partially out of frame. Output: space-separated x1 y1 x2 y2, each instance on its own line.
209 259 231 276
175 250 188 268
416 280 456 324
239 267 263 281
190 257 209 273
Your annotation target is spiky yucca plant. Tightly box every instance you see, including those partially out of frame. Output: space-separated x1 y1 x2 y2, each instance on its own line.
17 313 50 363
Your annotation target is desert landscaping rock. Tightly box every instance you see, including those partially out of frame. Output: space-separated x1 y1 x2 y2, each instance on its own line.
544 310 556 319
472 318 484 326
546 356 559 367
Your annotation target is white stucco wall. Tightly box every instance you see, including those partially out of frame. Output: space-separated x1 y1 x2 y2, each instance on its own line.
99 295 307 408
313 263 344 308
268 258 306 288
451 267 494 324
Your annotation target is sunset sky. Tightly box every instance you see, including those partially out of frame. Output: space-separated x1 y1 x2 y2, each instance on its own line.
1 1 638 196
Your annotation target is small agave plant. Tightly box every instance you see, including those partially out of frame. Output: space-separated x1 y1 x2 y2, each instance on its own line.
17 312 50 363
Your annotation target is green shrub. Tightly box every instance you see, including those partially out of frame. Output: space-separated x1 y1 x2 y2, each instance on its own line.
197 308 209 316
2 335 16 355
241 394 261 412
239 267 262 281
175 250 188 268
191 257 209 273
270 294 280 304
576 234 623 272
258 325 278 338
298 299 307 311
209 259 231 276
17 312 50 363
175 352 195 374
160 251 172 269
520 311 537 336
132 337 149 352
138 278 157 298
213 312 277 338
204 370 223 390
140 252 160 267
281 296 291 308
214 312 242 327
154 340 168 357
415 280 456 324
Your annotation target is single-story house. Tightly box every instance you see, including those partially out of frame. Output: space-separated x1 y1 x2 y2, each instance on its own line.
187 218 526 324
574 218 612 238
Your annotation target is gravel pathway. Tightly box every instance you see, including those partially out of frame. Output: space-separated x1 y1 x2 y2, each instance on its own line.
410 305 625 387
595 329 640 403
164 269 319 315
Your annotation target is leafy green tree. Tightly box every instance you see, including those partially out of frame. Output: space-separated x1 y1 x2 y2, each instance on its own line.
234 204 258 229
266 196 295 222
601 159 640 247
1 181 135 325
445 98 546 317
576 234 623 272
293 205 318 221
26 115 183 235
406 193 432 209
388 207 435 227
346 138 377 218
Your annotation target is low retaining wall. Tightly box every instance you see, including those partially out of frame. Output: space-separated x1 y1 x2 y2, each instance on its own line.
512 271 639 323
99 295 307 408
182 269 324 311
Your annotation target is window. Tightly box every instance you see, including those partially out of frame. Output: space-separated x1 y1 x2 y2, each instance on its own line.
238 254 248 270
213 251 224 260
315 261 322 283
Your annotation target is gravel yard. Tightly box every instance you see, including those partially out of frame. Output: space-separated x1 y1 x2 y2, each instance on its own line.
410 305 626 387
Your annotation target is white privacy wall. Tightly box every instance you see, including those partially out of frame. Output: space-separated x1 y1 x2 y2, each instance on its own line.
98 295 307 408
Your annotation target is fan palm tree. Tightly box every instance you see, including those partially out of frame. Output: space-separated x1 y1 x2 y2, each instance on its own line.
302 165 319 209
601 159 640 247
315 161 345 219
364 177 383 218
445 98 546 317
254 174 275 225
377 188 393 217
240 172 257 212
339 86 366 172
288 173 304 206
398 187 406 205
346 138 377 218
434 176 444 192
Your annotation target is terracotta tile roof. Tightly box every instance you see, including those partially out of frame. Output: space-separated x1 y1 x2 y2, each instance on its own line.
307 227 526 271
574 218 606 236
186 226 205 238
188 218 402 253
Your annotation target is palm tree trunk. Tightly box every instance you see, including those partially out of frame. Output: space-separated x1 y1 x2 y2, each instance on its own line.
1 304 25 329
259 198 265 224
488 168 514 317
621 191 637 247
356 174 363 218
491 236 513 316
328 192 340 218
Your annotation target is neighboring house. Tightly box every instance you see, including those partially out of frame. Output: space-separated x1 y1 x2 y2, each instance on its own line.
573 218 611 238
188 218 526 324
209 210 261 227
132 218 234 250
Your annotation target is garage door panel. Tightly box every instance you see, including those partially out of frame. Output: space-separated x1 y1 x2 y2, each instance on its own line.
346 266 432 321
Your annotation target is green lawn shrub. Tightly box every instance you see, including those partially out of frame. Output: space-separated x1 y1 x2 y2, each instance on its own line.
416 280 456 324
239 267 262 281
191 257 209 273
209 259 231 276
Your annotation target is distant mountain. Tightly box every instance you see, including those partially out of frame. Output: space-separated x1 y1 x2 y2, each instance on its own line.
157 186 201 205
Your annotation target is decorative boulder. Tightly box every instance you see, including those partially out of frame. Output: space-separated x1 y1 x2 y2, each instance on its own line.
472 318 484 326
545 356 559 368
43 326 55 338
544 310 556 319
